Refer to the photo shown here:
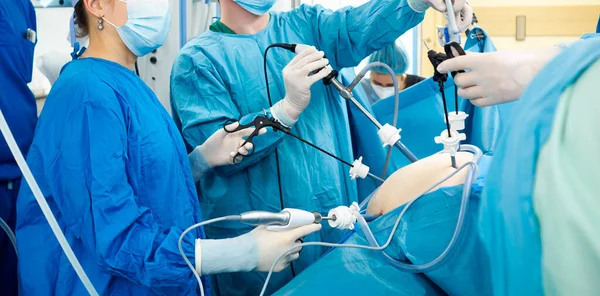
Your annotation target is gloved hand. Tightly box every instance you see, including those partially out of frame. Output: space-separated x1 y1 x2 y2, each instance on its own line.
270 46 332 127
196 223 322 275
408 0 473 32
196 122 266 167
437 48 560 106
251 224 322 272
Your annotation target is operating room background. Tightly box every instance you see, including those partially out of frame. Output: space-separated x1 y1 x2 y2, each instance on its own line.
29 0 600 114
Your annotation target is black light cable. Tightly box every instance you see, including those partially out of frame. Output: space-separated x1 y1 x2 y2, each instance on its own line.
439 82 452 138
454 85 459 115
262 43 296 277
134 61 140 77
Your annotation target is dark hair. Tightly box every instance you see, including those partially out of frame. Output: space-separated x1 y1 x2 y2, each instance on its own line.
74 1 89 37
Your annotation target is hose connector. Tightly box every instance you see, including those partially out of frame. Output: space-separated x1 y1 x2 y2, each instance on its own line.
327 202 360 230
378 123 402 147
445 111 469 131
349 157 370 180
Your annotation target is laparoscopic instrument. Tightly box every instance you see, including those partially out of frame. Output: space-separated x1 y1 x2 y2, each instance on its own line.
178 207 364 296
261 43 417 184
224 115 385 183
422 0 469 169
310 47 419 165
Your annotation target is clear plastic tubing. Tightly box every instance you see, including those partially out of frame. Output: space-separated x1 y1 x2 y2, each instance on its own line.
357 144 482 273
0 216 17 255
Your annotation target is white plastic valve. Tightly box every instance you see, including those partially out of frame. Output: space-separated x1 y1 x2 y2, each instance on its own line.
349 157 370 180
378 123 402 147
266 208 317 231
327 202 360 230
445 111 469 131
434 129 466 154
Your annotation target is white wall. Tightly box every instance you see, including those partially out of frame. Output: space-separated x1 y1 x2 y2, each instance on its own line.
34 8 73 58
29 7 74 113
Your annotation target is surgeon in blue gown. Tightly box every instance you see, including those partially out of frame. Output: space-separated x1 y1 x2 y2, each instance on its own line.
170 0 474 294
0 0 37 295
15 0 320 295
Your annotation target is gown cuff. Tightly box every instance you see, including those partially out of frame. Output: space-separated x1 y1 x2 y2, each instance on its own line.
407 0 430 13
189 146 212 182
197 233 258 275
270 101 298 128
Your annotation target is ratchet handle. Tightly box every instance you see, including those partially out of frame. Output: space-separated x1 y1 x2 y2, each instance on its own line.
444 42 467 75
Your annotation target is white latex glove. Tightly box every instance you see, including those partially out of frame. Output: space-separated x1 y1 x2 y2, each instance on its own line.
251 224 322 272
196 223 322 275
197 122 266 167
437 48 560 107
408 0 473 32
270 46 332 127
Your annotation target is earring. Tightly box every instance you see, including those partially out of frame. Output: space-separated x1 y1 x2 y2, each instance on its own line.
97 18 104 30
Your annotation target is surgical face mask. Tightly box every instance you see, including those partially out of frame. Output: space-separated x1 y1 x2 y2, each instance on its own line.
234 0 277 16
371 81 396 99
103 0 171 57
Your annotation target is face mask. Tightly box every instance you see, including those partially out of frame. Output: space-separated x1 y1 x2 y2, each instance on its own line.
234 0 277 16
371 81 396 99
103 0 171 57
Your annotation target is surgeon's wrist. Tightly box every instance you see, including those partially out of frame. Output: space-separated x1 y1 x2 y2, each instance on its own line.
270 99 299 128
190 146 213 181
407 0 429 13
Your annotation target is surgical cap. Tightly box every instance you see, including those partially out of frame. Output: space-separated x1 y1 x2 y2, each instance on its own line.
368 42 410 75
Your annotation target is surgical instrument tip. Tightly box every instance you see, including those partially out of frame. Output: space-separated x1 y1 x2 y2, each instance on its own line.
322 215 337 221
451 155 457 169
423 41 432 51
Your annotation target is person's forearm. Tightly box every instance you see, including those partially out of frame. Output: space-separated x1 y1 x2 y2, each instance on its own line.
308 0 425 69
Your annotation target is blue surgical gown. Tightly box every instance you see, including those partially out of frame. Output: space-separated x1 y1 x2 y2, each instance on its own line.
16 58 209 295
170 2 424 295
0 0 37 294
480 36 600 296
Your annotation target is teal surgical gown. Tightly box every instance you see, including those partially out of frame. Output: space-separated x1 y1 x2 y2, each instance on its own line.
170 2 424 295
16 58 209 295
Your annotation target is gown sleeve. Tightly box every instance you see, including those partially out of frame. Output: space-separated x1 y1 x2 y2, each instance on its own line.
53 85 198 288
171 53 285 176
295 0 425 69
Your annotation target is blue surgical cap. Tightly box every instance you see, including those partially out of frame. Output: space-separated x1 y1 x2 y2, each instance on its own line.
368 41 410 75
